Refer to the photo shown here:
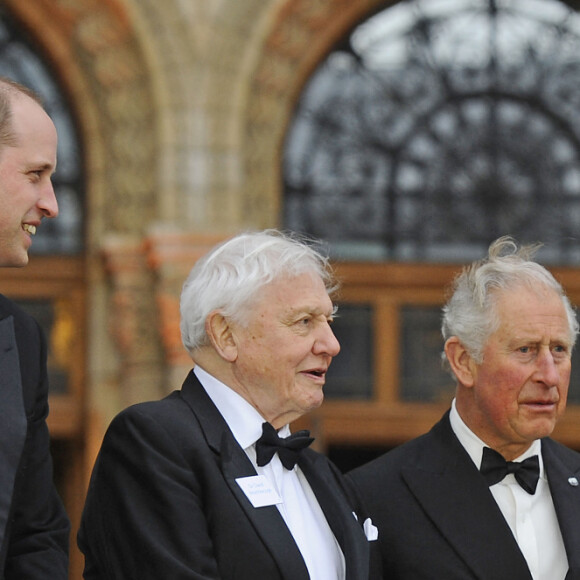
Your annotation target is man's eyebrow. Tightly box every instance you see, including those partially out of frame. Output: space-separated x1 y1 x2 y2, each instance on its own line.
288 305 337 318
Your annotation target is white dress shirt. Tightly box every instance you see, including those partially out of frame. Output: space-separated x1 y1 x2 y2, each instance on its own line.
194 366 346 580
450 399 568 580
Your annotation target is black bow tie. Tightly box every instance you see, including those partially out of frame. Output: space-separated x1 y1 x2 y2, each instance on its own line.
480 447 540 495
255 422 314 470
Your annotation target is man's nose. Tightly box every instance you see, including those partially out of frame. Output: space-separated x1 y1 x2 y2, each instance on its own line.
38 181 59 218
315 321 341 357
536 348 561 386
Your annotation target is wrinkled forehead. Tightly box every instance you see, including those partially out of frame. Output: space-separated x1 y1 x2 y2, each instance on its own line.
489 280 562 307
491 284 572 335
250 271 332 308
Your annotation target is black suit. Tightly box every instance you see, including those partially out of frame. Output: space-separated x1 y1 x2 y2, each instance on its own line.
79 371 379 579
348 411 580 580
0 295 69 578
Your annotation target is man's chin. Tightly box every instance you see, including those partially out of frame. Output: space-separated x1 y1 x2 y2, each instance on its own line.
305 391 325 412
525 418 558 441
0 255 29 267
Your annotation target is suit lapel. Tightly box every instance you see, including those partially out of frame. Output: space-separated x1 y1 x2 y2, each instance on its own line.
0 316 27 552
543 438 580 572
401 413 532 580
180 372 309 580
299 451 369 580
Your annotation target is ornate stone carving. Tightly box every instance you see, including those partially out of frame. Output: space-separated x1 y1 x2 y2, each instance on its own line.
146 229 233 385
101 235 164 405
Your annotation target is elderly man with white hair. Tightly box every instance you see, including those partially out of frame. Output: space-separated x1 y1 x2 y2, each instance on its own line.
79 229 380 580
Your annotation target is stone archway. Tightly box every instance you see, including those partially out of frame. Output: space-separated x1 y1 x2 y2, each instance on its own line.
242 0 393 226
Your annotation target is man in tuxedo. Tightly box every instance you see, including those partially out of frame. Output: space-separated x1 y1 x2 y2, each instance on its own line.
349 236 580 580
0 78 70 577
79 230 379 579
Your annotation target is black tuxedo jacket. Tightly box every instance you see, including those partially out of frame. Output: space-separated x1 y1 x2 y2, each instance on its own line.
79 371 380 579
0 295 69 578
348 411 580 580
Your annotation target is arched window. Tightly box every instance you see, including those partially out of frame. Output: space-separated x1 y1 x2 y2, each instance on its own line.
284 0 580 265
283 0 580 453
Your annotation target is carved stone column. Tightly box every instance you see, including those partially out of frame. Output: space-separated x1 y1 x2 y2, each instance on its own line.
146 229 232 388
101 235 165 406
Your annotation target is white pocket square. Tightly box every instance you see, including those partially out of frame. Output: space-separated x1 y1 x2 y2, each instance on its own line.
363 517 378 541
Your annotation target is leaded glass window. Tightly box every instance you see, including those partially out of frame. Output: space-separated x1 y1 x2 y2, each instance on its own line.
0 7 83 255
325 303 374 399
283 0 580 265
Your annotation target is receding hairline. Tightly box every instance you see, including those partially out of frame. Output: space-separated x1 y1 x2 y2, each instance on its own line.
0 78 46 149
0 77 43 105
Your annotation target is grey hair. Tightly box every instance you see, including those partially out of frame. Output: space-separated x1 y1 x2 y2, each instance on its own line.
441 236 579 376
180 229 338 353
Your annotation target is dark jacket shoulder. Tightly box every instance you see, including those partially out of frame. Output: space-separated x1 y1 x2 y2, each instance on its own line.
0 294 39 331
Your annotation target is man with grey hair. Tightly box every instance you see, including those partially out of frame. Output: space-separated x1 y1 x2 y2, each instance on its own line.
79 230 380 579
349 236 580 580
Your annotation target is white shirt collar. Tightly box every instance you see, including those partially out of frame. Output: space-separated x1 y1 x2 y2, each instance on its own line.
449 398 544 476
193 365 290 449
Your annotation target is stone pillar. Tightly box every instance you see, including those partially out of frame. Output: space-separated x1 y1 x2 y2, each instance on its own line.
101 235 165 406
145 229 232 388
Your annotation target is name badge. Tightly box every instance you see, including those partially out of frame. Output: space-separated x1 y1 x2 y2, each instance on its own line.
236 475 282 508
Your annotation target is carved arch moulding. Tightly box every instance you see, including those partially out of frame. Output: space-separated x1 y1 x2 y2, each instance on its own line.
243 0 395 226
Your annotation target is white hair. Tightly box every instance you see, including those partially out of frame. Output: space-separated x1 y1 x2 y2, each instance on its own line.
180 229 338 353
442 236 578 376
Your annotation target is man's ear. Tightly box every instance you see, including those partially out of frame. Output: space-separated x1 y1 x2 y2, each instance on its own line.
205 311 238 362
444 337 476 387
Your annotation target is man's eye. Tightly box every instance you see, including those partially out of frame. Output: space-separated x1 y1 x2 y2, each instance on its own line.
31 169 49 182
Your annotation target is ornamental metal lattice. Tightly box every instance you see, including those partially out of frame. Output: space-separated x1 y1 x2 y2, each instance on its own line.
0 8 83 255
283 0 580 264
